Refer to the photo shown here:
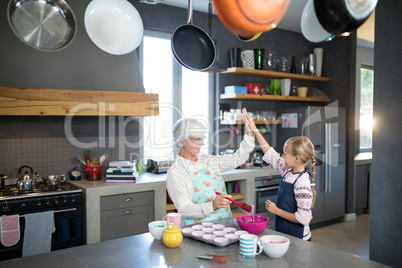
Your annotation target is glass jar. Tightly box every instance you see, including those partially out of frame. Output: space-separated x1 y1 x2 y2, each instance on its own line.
290 86 298 96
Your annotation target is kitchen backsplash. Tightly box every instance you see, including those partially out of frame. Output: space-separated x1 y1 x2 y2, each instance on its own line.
0 136 139 179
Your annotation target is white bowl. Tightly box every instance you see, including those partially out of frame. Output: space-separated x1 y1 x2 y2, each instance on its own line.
261 235 290 258
148 220 169 240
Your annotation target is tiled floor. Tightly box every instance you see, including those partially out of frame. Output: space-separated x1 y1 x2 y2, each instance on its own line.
311 214 370 260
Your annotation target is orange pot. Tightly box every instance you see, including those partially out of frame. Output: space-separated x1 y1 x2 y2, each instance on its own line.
212 0 291 38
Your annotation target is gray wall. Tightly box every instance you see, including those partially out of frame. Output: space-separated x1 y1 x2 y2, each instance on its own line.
370 0 402 266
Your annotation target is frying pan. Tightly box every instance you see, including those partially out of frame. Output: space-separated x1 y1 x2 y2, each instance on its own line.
171 0 216 71
7 0 77 52
84 0 144 55
314 0 377 35
212 0 290 38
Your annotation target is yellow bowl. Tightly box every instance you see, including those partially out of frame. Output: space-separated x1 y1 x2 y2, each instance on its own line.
297 87 308 97
163 224 183 248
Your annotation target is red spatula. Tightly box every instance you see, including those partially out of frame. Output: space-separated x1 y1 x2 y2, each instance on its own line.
215 192 252 212
198 255 228 264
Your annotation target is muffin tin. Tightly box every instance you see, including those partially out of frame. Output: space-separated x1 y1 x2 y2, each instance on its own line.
182 222 248 247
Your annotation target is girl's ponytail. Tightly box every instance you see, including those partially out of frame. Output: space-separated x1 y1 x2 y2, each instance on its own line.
311 156 317 207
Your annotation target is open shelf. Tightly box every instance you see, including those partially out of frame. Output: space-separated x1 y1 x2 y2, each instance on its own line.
221 67 331 82
220 93 330 103
0 86 159 116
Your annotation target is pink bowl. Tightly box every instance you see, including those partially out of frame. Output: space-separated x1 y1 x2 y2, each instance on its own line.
237 215 269 235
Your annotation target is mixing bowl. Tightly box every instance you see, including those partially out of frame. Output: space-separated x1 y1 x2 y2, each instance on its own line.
148 220 169 240
237 215 269 235
261 235 290 258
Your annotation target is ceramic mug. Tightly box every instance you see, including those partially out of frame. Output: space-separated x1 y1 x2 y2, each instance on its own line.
163 213 182 227
241 50 254 69
240 234 263 257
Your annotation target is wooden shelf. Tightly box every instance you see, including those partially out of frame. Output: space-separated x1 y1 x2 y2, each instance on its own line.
221 67 331 82
220 93 330 103
166 203 176 212
0 87 159 116
221 120 282 125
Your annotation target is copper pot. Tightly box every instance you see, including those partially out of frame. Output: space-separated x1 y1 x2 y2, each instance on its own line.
212 0 290 38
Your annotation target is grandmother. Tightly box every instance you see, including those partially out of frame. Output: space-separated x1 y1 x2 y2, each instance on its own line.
166 109 255 226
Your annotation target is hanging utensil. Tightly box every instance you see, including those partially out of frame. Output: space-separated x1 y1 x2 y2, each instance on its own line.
7 0 77 52
171 0 216 71
314 0 377 35
84 0 144 55
198 255 228 264
212 0 290 38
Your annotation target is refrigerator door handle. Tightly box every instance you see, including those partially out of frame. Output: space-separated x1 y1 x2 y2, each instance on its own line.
325 123 332 193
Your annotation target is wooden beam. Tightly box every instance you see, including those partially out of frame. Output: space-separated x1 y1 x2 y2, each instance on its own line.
0 87 159 116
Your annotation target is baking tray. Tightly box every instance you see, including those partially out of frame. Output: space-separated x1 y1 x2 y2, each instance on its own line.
182 223 246 247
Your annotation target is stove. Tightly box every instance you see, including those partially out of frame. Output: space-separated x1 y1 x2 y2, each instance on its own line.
0 181 81 200
0 181 83 261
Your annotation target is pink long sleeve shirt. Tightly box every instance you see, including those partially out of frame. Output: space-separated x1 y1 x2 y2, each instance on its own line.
263 147 313 240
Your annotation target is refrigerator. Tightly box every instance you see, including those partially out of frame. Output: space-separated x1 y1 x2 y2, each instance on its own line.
274 105 346 224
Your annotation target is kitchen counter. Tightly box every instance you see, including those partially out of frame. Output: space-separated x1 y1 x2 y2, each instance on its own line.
0 218 387 268
70 168 279 244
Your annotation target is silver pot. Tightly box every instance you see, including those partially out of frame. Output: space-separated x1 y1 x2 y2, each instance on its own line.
44 175 65 186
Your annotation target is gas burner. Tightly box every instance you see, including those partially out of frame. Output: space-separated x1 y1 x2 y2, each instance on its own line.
0 181 81 200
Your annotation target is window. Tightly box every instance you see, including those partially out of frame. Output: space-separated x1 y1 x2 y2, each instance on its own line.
140 30 212 161
359 66 374 151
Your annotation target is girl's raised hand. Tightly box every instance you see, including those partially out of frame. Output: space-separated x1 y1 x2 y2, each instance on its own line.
242 108 259 135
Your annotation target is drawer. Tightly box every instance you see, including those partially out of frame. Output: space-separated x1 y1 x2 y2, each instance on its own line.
100 204 154 241
100 191 154 211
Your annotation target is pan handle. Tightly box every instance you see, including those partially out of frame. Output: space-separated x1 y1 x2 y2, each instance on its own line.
187 0 193 25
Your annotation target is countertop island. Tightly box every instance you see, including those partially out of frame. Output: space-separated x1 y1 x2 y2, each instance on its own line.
0 218 387 268
70 168 280 244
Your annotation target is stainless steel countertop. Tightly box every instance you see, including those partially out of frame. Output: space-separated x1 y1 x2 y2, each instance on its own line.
0 218 387 268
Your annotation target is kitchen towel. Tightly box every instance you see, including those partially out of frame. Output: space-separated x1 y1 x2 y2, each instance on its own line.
22 211 55 257
0 214 20 247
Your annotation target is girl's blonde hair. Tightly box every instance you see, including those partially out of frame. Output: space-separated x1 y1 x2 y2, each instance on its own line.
286 136 317 207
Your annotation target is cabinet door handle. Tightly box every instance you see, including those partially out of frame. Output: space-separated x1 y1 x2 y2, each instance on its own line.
124 209 132 215
124 197 132 203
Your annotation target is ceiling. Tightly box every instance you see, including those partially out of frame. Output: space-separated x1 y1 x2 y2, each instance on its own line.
156 0 374 43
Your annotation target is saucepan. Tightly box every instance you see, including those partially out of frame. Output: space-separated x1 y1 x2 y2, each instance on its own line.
84 0 144 55
171 0 216 71
314 0 377 35
7 0 77 52
212 0 290 38
44 175 65 186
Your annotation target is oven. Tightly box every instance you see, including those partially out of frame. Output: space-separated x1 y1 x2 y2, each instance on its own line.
255 175 282 230
0 182 83 261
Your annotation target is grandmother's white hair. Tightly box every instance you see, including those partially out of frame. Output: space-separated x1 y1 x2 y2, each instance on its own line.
173 118 207 148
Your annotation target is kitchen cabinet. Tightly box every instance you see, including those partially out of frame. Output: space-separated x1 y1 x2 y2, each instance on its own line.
100 191 154 241
0 86 159 116
220 67 331 103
